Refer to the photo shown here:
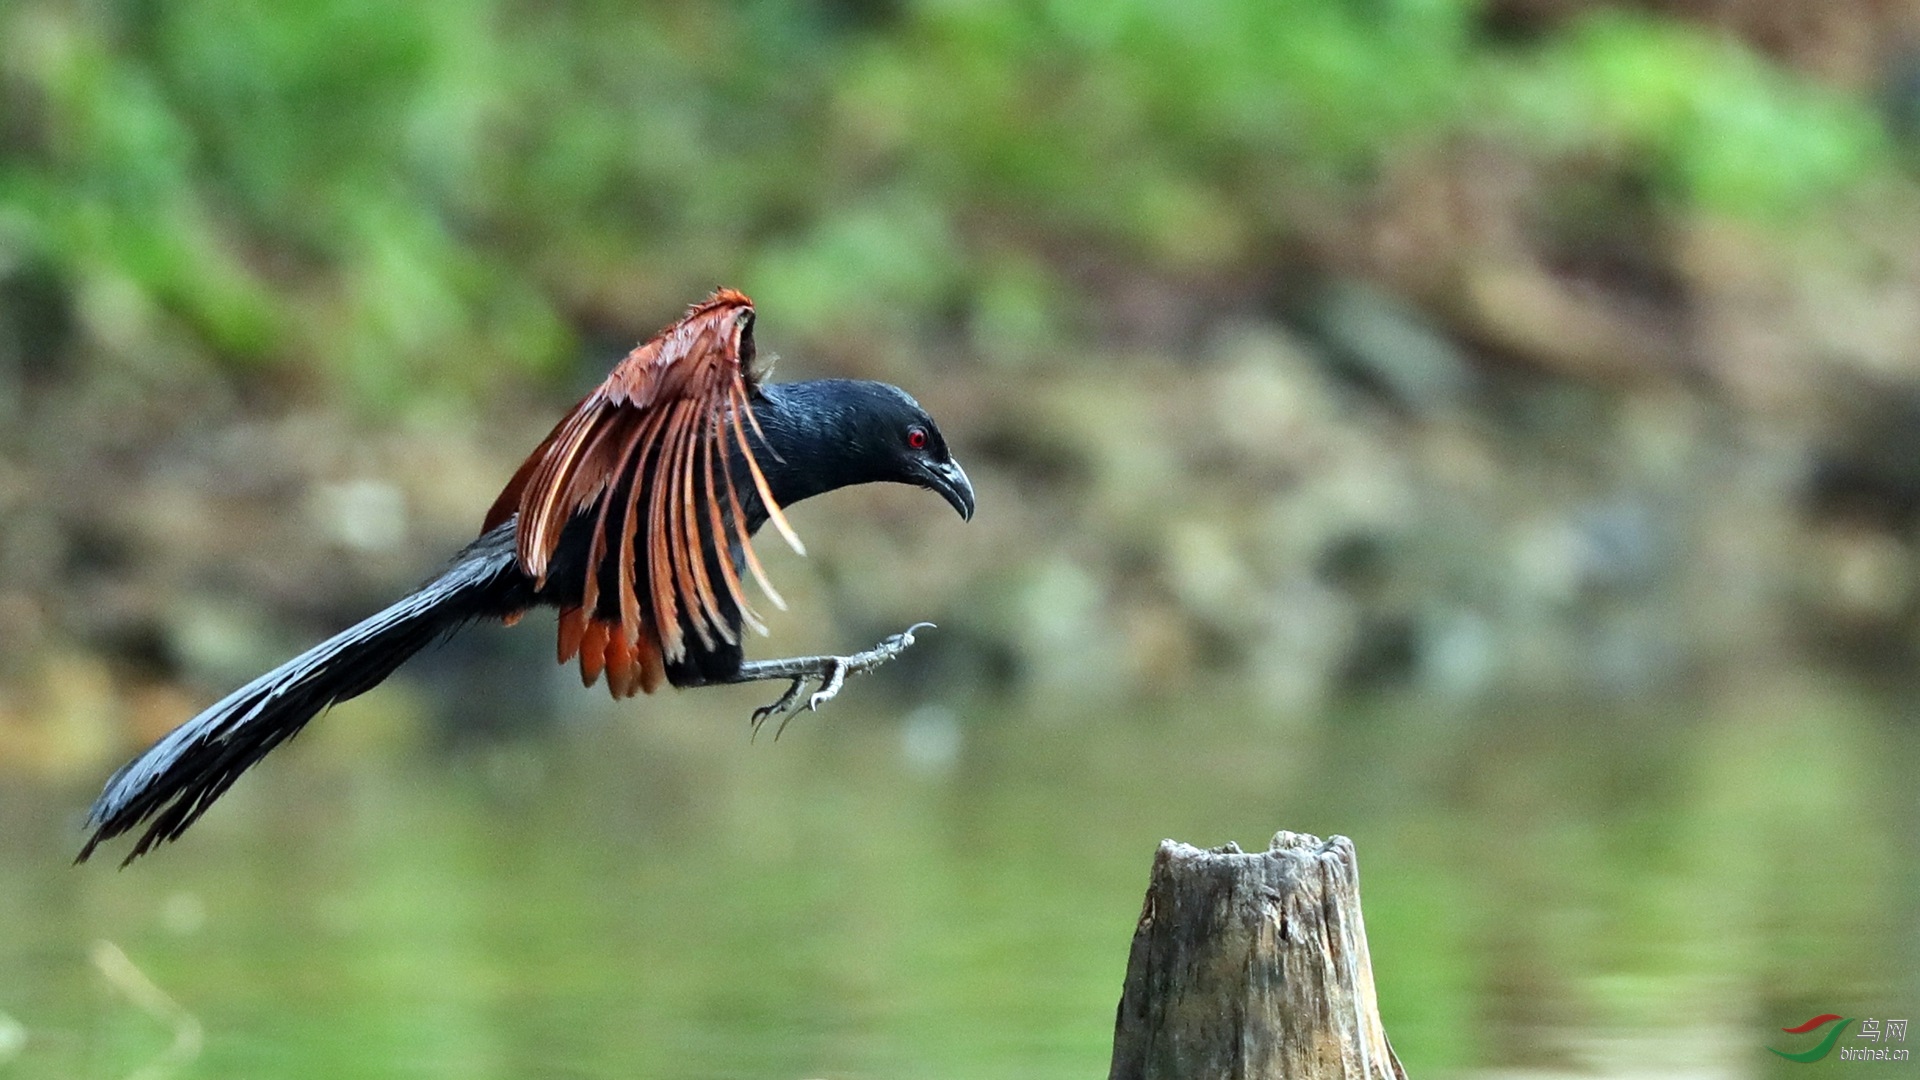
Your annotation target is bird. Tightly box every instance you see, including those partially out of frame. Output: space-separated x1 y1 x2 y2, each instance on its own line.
79 288 975 864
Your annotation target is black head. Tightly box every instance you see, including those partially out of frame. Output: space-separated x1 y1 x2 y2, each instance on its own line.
752 379 976 521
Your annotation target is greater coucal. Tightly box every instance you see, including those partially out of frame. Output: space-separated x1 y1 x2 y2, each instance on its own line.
80 289 974 863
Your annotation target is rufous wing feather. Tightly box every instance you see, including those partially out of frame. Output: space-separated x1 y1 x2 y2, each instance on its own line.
487 288 800 695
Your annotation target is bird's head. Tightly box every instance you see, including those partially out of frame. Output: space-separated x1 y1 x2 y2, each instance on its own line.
834 380 975 521
755 379 976 521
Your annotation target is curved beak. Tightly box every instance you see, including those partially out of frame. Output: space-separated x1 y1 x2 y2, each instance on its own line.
922 458 976 521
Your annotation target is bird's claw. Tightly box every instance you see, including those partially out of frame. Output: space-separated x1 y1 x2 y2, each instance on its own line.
806 658 847 712
751 658 845 741
750 677 809 741
740 622 936 739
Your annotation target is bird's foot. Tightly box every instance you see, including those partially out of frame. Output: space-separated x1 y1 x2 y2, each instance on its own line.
748 677 811 738
736 622 935 740
747 659 846 741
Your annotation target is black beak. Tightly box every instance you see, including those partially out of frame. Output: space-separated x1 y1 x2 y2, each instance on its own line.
923 458 976 521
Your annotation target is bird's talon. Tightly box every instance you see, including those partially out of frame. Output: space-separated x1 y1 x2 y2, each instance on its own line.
806 658 848 712
750 676 809 740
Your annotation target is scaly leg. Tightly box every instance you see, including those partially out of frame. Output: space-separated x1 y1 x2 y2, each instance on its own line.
727 623 935 739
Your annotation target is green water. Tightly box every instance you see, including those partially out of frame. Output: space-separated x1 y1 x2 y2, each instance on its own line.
2 674 1916 1078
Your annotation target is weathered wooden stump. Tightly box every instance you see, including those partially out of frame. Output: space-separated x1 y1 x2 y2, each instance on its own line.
1109 832 1404 1080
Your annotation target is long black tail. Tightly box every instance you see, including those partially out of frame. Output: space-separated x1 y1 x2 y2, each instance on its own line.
80 532 525 865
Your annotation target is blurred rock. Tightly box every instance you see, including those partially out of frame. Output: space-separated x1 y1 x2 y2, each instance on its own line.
1302 281 1476 414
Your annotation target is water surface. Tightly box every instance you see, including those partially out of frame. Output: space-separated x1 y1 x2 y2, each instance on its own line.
2 673 1915 1078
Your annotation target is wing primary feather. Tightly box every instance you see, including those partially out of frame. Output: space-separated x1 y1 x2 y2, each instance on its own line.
579 619 609 687
728 385 805 556
717 402 786 612
642 401 684 659
669 401 707 648
673 402 731 650
657 399 709 652
557 606 586 664
620 406 666 658
520 406 606 582
637 635 666 693
584 410 653 631
669 395 721 648
576 419 621 623
529 405 623 580
605 626 638 698
738 382 784 464
700 413 759 638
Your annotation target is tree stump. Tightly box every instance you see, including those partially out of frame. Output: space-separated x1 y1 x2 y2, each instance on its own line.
1109 832 1405 1080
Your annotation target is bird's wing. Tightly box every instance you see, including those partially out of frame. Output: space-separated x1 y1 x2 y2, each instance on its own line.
483 288 804 696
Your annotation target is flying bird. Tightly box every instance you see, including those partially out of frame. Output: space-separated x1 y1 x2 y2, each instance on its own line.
80 289 974 864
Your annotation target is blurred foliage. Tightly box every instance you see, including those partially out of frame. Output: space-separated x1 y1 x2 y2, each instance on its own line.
0 0 1899 409
1495 13 1892 215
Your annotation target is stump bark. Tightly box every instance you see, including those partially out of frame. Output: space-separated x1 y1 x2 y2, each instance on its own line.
1109 832 1405 1080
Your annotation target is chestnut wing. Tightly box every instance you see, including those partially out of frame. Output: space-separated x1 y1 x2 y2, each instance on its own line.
484 289 803 695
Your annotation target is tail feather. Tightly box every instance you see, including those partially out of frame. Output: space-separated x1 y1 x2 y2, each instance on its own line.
80 541 521 865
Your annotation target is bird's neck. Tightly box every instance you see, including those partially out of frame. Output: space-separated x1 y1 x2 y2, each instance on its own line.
739 380 888 522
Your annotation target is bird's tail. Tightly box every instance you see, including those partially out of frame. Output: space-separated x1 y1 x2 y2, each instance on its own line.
79 535 524 865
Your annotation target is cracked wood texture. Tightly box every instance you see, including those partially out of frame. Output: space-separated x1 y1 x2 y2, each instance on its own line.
1109 832 1405 1080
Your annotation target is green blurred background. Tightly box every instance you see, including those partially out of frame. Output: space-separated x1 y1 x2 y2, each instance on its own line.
2 0 1918 1076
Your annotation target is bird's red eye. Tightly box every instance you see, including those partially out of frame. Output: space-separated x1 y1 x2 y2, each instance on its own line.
907 427 929 451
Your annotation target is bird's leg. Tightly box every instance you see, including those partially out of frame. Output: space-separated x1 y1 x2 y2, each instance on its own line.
729 623 935 739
